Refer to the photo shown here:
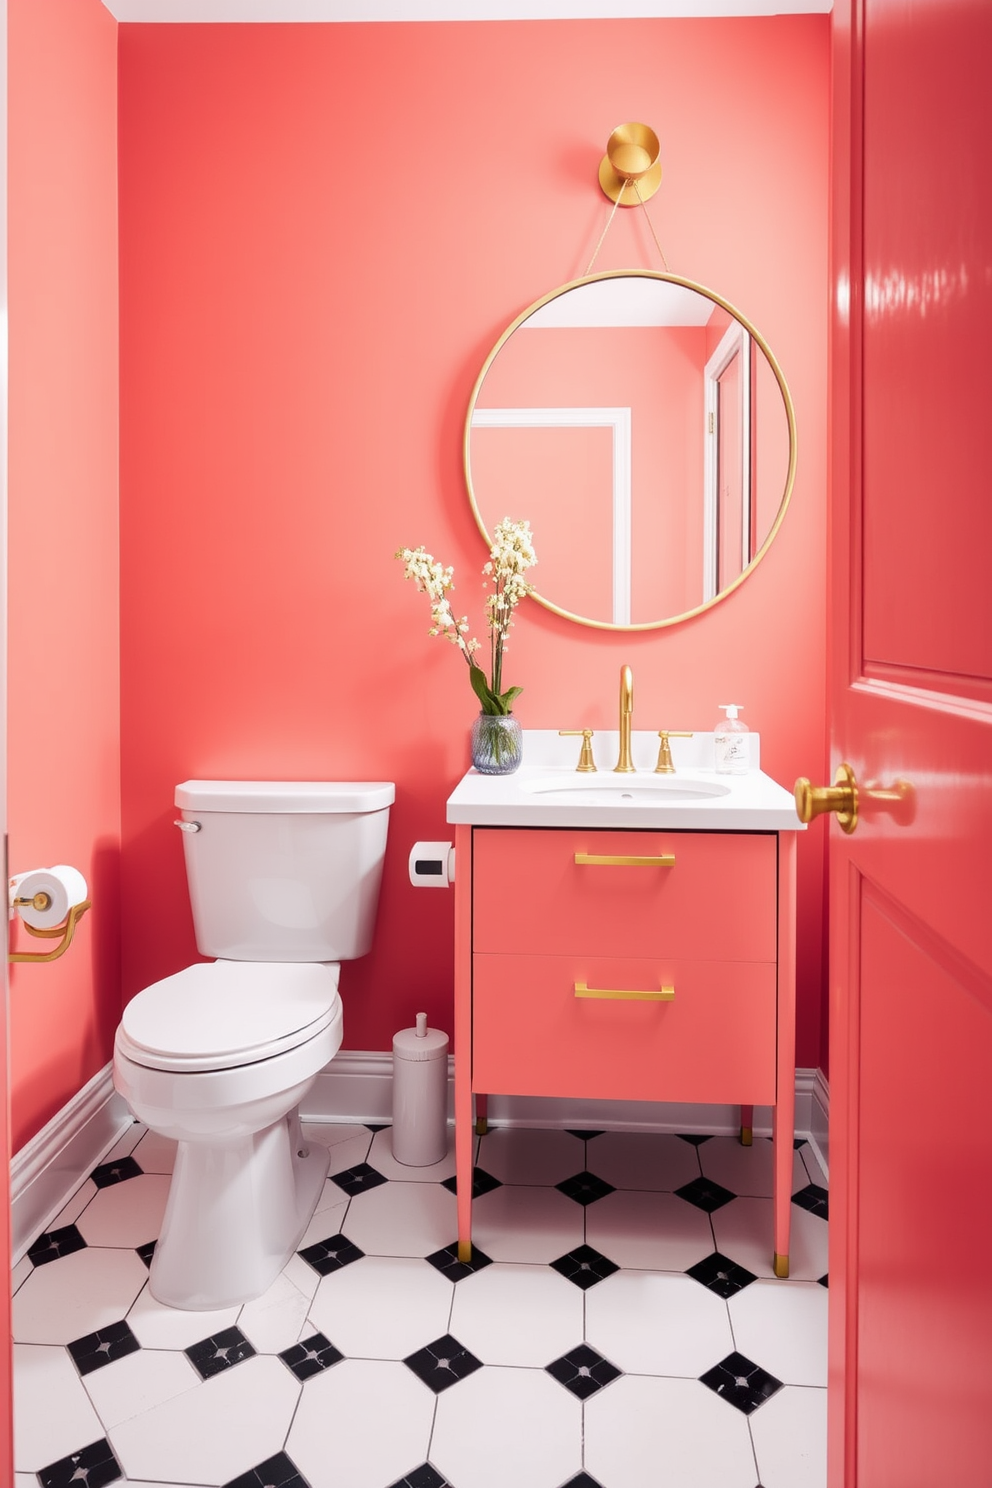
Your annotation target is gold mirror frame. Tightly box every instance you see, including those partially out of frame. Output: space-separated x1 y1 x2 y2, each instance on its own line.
464 270 797 631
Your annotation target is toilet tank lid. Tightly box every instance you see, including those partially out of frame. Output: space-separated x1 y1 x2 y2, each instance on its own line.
175 780 395 813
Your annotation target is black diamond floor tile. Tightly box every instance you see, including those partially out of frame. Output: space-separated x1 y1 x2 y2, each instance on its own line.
27 1220 88 1267
365 1123 389 1132
676 1175 737 1213
279 1331 344 1381
686 1251 758 1299
550 1244 620 1290
28 1223 88 1267
818 1273 829 1287
331 1162 388 1196
68 1319 142 1376
136 1240 156 1268
546 1343 622 1400
37 1437 122 1488
565 1129 604 1140
222 1450 310 1488
425 1240 494 1281
561 1475 607 1488
699 1350 783 1415
186 1326 256 1380
387 1465 452 1488
677 1133 712 1145
403 1333 483 1393
90 1154 143 1188
298 1232 365 1276
793 1182 829 1219
556 1170 615 1206
441 1165 502 1199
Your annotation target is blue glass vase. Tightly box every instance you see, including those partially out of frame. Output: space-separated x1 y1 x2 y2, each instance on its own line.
470 712 523 775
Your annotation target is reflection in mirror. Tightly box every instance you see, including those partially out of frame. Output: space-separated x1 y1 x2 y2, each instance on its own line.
465 272 795 630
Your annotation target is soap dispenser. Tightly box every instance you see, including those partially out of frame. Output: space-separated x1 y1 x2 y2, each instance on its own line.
715 704 750 775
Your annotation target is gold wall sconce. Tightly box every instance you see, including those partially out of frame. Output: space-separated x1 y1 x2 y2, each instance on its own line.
598 122 663 206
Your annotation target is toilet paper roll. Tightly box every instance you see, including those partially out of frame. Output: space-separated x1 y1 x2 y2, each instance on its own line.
408 842 455 888
9 865 88 930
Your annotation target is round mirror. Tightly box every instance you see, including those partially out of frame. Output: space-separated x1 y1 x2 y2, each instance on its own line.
464 271 796 630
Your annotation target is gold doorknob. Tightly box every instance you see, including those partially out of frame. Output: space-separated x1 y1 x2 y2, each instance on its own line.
794 762 859 834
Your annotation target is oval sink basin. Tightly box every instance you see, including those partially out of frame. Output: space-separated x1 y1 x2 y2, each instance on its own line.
518 774 732 804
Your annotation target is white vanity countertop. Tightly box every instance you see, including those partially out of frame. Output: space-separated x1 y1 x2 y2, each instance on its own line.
446 730 805 832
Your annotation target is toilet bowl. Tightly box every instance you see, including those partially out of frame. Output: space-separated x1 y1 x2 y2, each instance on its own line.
113 780 393 1310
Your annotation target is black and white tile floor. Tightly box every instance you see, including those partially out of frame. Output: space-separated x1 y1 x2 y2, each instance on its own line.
12 1122 828 1488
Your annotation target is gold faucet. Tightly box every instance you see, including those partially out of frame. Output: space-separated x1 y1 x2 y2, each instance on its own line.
614 665 635 773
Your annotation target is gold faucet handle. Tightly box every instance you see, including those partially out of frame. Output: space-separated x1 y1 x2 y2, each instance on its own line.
559 729 597 772
654 730 694 774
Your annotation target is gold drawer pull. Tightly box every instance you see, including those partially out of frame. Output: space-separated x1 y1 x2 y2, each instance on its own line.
574 982 675 1001
573 852 675 867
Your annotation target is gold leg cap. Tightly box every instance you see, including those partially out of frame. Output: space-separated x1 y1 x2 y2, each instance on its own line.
773 1252 790 1279
740 1126 753 1147
475 1117 489 1135
457 1240 472 1264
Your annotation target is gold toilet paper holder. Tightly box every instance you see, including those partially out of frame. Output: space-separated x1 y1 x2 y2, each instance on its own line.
9 896 92 964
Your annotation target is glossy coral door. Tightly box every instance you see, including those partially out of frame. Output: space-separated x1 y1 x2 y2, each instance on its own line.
828 1 992 1484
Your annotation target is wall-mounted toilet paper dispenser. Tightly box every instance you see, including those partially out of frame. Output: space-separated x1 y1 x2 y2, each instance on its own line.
408 842 455 888
8 865 91 964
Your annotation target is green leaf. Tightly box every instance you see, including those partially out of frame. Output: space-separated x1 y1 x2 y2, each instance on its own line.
498 686 523 711
469 666 500 714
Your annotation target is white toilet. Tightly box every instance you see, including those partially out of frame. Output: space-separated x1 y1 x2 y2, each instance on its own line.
113 779 394 1311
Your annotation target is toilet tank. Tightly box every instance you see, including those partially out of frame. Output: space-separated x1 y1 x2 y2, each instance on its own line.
174 781 394 962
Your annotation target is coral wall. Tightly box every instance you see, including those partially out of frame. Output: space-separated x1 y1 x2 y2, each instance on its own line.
7 0 120 1151
117 15 830 1068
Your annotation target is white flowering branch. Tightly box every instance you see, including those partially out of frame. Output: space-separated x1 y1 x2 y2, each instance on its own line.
396 518 537 715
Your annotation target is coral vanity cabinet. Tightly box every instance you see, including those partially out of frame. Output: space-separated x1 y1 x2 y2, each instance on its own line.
450 819 800 1276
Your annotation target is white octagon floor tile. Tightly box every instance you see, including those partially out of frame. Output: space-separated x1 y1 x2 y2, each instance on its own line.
126 1283 242 1350
301 1123 374 1176
11 1255 32 1295
448 1263 584 1367
288 1357 434 1488
728 1279 828 1386
584 1131 703 1192
237 1267 315 1353
712 1197 828 1281
130 1127 178 1174
298 1188 349 1249
585 1189 715 1272
307 1254 454 1359
697 1137 808 1198
12 1248 150 1345
342 1176 456 1258
51 1178 98 1230
74 1174 171 1249
367 1126 457 1183
110 1354 299 1484
585 1374 758 1488
82 1345 200 1430
470 1185 583 1264
475 1127 586 1186
586 1270 735 1377
13 1343 106 1474
750 1384 828 1488
100 1123 145 1164
432 1365 582 1488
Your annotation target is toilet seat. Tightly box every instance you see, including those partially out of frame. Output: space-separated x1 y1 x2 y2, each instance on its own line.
118 960 341 1073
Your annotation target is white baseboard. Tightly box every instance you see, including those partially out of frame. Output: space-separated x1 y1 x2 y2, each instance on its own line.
10 1065 134 1265
304 1053 830 1171
10 1054 829 1263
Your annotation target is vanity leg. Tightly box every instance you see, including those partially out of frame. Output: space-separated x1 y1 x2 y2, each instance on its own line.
453 824 474 1263
475 1094 488 1136
739 1104 753 1146
772 831 798 1278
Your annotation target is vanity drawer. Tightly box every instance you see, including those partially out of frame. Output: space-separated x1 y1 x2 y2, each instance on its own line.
472 828 776 962
472 952 777 1104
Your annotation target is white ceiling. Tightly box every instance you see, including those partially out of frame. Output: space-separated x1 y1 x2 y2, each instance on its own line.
104 1 830 21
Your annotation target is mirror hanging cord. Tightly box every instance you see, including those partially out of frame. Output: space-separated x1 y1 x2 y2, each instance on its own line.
585 176 669 276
